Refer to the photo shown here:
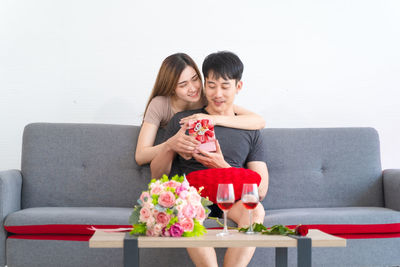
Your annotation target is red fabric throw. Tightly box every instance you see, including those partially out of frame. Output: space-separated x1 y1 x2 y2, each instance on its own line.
287 224 400 239
186 167 261 203
287 223 400 235
5 224 132 235
8 234 91 242
5 223 400 240
335 233 400 239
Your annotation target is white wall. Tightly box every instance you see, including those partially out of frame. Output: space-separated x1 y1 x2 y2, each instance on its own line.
1 0 399 170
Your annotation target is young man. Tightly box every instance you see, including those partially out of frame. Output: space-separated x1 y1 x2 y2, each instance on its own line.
151 51 269 267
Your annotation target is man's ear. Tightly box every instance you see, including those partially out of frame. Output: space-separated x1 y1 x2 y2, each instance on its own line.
236 81 243 94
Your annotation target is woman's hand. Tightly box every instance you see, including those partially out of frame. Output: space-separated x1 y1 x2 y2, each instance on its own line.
166 123 200 154
180 113 215 126
192 140 230 169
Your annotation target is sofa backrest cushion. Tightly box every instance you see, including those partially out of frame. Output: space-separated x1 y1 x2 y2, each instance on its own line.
21 124 383 209
261 128 383 209
21 123 159 208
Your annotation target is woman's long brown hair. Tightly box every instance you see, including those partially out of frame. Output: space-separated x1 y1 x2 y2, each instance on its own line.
143 53 204 117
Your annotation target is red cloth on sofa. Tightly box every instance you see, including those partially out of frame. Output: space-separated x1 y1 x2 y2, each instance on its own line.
8 234 92 242
6 223 400 240
4 224 132 235
287 223 400 239
186 167 261 203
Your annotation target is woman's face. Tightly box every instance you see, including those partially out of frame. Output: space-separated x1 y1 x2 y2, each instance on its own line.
174 66 202 103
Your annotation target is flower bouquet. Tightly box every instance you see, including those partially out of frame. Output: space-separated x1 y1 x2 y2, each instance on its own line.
130 175 213 237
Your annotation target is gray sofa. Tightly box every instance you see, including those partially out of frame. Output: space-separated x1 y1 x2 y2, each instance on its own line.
1 123 400 267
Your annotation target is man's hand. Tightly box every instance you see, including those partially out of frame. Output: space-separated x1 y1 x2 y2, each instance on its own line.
192 140 231 169
166 122 200 154
179 113 214 126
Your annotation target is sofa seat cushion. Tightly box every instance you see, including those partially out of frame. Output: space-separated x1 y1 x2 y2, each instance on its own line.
264 206 400 238
4 207 132 235
265 207 400 226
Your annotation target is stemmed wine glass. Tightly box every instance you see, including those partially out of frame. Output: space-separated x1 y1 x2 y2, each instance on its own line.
241 183 259 234
216 183 235 236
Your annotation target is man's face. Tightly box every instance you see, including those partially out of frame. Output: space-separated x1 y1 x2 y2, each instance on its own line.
204 72 242 115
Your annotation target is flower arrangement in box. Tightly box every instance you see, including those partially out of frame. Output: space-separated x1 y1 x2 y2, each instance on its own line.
130 175 212 237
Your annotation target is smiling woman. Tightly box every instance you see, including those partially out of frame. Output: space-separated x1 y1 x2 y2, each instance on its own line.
134 52 266 167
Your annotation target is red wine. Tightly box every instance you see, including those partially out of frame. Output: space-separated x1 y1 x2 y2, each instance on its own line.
243 202 258 209
217 202 234 210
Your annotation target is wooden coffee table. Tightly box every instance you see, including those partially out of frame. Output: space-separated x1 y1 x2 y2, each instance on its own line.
89 229 346 267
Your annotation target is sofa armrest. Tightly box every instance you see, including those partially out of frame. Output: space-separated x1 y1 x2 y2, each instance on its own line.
383 169 400 211
0 170 22 216
0 169 22 267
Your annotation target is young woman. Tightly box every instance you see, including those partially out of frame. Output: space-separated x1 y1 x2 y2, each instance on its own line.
135 53 265 166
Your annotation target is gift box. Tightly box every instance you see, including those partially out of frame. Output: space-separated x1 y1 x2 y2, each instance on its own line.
188 119 216 152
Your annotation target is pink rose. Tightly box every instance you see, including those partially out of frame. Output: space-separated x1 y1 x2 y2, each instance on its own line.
146 228 157 237
178 190 188 199
164 180 180 188
143 201 154 209
140 192 151 203
153 224 163 236
150 185 163 195
175 185 185 196
158 191 176 208
145 216 155 228
162 227 171 237
179 218 194 232
176 181 189 194
156 212 171 227
187 192 201 205
139 207 151 222
152 209 159 217
182 204 196 219
182 180 189 188
169 223 184 237
195 205 206 222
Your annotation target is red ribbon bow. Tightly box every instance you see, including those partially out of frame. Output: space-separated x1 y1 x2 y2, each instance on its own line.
189 119 214 143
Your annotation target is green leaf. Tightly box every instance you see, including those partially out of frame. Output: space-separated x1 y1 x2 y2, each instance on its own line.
261 224 296 236
253 223 267 232
279 226 287 235
161 175 169 183
239 226 249 233
188 219 207 237
129 206 141 225
165 187 176 193
171 174 184 183
167 217 178 229
130 223 146 235
148 179 156 189
201 197 213 207
152 194 159 205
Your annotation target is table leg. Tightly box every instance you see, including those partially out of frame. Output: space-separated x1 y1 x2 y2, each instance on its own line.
276 247 288 267
124 233 139 267
290 235 312 267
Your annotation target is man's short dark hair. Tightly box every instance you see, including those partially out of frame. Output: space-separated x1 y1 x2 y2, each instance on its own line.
202 51 244 83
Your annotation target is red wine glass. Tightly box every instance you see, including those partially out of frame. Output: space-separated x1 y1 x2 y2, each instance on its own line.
216 183 235 236
241 183 259 234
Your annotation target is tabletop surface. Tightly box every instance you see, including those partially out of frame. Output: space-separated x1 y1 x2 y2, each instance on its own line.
89 229 346 249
